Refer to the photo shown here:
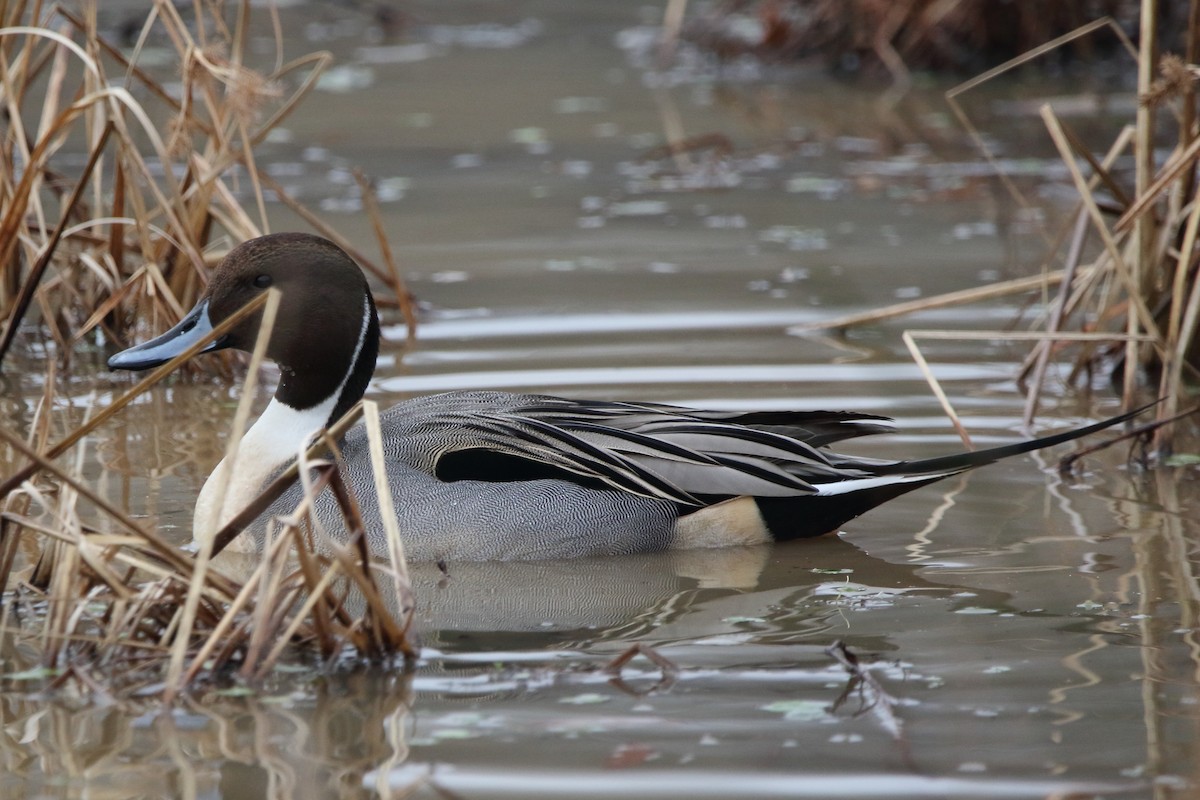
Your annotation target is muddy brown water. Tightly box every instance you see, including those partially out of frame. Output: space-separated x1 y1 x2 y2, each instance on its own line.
3 2 1199 799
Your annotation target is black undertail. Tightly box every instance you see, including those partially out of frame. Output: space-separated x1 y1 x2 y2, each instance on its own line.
757 402 1152 541
754 478 945 540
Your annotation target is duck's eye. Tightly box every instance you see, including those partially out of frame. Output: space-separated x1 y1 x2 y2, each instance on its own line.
253 274 272 288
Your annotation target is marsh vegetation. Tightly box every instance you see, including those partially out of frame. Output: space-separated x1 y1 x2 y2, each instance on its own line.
1 1 1198 798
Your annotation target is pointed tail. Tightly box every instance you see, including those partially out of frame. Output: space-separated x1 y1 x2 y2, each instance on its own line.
760 401 1157 541
876 401 1156 477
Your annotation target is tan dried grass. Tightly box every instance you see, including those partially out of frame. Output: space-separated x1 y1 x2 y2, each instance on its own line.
796 8 1199 447
0 1 418 697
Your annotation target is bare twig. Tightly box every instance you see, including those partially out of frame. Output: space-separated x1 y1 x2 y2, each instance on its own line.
604 642 679 695
826 641 911 762
1059 405 1198 474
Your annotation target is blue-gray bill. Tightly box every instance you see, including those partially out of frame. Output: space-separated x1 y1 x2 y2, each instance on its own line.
107 299 225 371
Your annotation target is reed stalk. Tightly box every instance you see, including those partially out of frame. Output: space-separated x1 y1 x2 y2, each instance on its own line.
0 1 418 697
799 4 1199 448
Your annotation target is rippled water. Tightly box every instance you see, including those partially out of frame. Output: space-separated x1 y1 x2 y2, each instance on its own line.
3 2 1199 799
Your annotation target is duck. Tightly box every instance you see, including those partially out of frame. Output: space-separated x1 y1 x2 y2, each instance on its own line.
108 232 1141 562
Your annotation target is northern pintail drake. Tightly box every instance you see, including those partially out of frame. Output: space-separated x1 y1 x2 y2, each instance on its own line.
109 232 1138 561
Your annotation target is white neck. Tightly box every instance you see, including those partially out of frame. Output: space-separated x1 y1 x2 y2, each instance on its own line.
192 295 373 550
193 396 337 549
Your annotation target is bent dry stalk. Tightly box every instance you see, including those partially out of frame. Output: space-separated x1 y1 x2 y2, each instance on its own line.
794 11 1199 450
1 291 417 697
0 1 420 696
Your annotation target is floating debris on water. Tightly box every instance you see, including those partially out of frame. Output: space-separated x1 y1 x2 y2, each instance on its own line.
608 200 670 217
375 177 411 202
304 18 362 42
429 19 544 49
326 166 356 185
559 693 611 705
430 271 470 283
561 160 593 178
785 175 846 200
319 195 363 213
555 96 608 114
265 162 306 177
952 221 998 240
315 64 374 93
356 43 438 64
704 215 746 229
760 699 829 722
759 225 829 251
510 127 547 144
835 136 883 155
452 153 484 168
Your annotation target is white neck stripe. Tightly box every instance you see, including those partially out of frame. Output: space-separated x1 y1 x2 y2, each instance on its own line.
315 293 373 424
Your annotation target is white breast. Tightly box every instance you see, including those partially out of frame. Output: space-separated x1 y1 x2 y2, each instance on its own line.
193 397 337 550
193 295 372 551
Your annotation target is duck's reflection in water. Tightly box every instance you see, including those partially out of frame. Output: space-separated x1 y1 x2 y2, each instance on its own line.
211 532 1011 650
2 536 1015 800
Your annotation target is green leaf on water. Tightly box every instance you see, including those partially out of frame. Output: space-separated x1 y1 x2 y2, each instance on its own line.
433 729 478 740
761 700 828 721
559 693 610 705
1164 453 1200 466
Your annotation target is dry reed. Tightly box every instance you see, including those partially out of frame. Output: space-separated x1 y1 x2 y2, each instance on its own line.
946 7 1199 445
0 1 418 697
0 1 416 362
794 6 1200 449
669 0 1157 80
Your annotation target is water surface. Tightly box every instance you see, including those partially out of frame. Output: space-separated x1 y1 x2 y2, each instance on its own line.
2 2 1198 799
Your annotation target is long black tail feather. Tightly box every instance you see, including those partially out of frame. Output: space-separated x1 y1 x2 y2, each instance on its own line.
874 401 1155 477
761 401 1156 541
